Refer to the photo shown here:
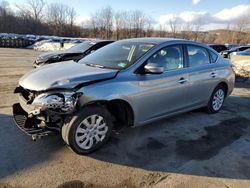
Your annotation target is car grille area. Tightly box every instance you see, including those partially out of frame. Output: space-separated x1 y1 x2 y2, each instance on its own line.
12 103 55 138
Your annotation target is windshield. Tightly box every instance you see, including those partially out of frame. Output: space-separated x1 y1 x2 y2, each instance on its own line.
69 41 95 52
78 41 155 70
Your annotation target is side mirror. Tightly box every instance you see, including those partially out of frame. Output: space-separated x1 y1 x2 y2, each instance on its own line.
144 63 164 74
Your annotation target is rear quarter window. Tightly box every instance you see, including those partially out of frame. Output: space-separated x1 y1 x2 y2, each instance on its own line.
210 50 219 63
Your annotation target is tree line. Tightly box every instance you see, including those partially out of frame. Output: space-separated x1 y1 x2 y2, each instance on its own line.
0 0 82 37
0 0 250 44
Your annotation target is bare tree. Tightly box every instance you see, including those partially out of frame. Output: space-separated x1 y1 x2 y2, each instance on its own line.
235 16 249 33
0 0 9 10
114 12 122 40
169 17 179 34
0 1 15 32
2 2 249 44
145 16 155 37
67 7 76 26
114 10 131 39
131 10 147 37
46 3 77 36
192 19 203 41
90 6 113 39
16 0 45 21
120 11 133 38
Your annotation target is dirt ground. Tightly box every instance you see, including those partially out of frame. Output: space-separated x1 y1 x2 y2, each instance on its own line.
0 48 250 188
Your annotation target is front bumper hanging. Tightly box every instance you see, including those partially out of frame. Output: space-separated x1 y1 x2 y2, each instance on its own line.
12 103 56 140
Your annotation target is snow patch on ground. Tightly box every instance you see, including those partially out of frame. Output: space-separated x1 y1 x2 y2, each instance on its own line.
231 56 250 78
31 40 77 51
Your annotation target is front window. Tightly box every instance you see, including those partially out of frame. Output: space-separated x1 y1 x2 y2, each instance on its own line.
146 45 184 71
69 41 95 52
79 41 155 70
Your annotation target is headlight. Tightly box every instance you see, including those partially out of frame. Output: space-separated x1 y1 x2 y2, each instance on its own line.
32 92 78 113
36 56 47 63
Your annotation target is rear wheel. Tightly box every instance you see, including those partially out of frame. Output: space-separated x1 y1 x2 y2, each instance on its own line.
205 85 226 114
61 105 113 154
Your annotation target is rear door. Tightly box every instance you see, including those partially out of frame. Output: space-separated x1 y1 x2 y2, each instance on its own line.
185 45 219 107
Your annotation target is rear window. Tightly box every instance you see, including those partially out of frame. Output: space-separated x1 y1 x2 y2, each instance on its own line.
187 45 210 67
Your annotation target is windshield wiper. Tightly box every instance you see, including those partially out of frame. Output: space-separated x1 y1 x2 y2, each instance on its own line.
84 63 119 70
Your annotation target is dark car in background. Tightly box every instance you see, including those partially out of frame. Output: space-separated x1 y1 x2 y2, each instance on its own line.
33 40 114 68
236 49 250 56
226 44 239 50
221 45 250 58
208 44 228 53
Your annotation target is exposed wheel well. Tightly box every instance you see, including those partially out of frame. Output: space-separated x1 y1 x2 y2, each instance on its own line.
217 82 228 96
84 99 134 130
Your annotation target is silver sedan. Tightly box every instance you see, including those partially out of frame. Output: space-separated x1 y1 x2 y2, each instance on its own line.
14 38 235 154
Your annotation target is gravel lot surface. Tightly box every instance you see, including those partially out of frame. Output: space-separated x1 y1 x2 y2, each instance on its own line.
0 48 250 188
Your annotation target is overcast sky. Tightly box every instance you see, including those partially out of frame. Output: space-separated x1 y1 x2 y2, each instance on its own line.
7 0 250 30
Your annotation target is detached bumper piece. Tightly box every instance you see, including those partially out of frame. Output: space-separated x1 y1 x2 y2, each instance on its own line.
12 103 56 140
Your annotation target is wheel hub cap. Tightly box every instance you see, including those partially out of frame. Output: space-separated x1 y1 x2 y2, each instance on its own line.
212 89 225 111
75 115 108 150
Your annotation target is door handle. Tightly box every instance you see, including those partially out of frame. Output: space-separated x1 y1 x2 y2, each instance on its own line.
178 78 188 84
210 72 216 78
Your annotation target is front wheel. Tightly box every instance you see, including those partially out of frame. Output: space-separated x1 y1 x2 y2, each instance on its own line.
205 85 226 114
61 105 113 154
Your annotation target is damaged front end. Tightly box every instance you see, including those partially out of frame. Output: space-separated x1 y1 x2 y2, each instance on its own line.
13 86 80 140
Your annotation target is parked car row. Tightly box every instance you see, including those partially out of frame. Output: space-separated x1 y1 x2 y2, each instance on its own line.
13 38 235 154
221 46 250 58
0 33 86 49
208 43 250 59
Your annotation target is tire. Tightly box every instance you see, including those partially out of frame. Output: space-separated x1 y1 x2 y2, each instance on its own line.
205 85 226 114
61 105 113 154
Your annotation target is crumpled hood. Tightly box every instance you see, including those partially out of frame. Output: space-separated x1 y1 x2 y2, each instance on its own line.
19 61 118 91
39 50 82 60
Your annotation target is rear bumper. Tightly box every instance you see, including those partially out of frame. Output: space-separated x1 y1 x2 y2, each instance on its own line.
12 103 57 138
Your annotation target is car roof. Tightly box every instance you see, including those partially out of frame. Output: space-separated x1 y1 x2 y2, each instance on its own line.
236 45 250 48
230 45 250 51
85 39 114 43
239 45 250 48
208 44 226 47
240 48 250 52
120 37 191 44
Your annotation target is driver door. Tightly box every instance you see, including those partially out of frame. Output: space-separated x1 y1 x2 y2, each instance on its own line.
133 45 190 124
